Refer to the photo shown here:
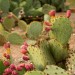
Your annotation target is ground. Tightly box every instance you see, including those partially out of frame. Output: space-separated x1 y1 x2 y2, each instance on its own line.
0 13 75 64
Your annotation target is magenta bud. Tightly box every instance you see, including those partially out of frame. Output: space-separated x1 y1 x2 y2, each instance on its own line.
4 68 12 74
21 45 27 50
25 64 30 71
19 63 25 68
23 42 28 47
21 49 28 54
3 61 10 66
44 21 52 26
66 10 71 18
12 70 18 75
49 10 56 16
6 54 10 59
23 55 29 61
16 66 23 71
4 42 10 49
45 27 51 32
10 64 16 70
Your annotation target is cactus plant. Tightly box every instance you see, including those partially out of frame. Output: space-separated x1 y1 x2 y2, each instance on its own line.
27 21 43 40
39 40 55 64
0 33 7 45
51 16 72 45
66 52 75 75
3 16 15 31
25 71 44 75
42 4 56 14
18 20 27 31
49 39 68 62
7 33 24 45
0 23 4 32
44 65 69 75
27 45 46 70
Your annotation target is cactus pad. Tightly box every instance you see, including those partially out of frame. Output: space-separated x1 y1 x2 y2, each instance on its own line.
18 20 27 31
25 71 44 75
3 17 15 31
0 33 6 45
66 52 75 75
40 40 55 64
0 23 4 32
44 65 69 75
51 17 72 45
49 39 68 62
7 33 24 45
27 21 43 40
27 45 46 70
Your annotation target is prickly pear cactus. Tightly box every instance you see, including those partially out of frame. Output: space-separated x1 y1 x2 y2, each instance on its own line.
40 40 55 64
27 21 43 40
0 23 4 32
27 45 46 70
25 71 44 75
18 20 27 31
44 65 69 75
49 39 68 62
7 33 24 45
51 17 72 45
3 16 15 31
42 4 56 14
0 34 6 45
66 52 75 75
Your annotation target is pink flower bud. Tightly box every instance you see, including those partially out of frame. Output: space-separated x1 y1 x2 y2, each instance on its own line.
23 55 29 61
49 10 56 16
3 61 10 66
66 10 71 18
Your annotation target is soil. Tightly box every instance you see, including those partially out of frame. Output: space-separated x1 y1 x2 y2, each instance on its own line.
0 13 75 64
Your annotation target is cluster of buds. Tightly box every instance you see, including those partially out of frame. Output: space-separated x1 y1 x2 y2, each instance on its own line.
20 42 34 71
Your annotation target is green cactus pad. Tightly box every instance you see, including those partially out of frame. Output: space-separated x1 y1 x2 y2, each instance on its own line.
27 21 43 40
0 23 4 32
49 39 68 62
25 71 44 75
0 60 6 75
3 17 15 31
7 33 24 45
40 40 55 64
42 4 56 14
0 33 7 46
0 0 10 13
27 46 46 70
44 65 69 75
25 39 37 45
18 20 27 31
51 17 72 45
66 52 75 75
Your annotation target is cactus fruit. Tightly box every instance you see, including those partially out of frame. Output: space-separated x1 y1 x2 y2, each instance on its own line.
51 17 72 45
18 20 27 31
27 21 43 40
0 33 7 45
49 39 68 62
7 33 24 45
44 65 69 75
27 45 46 70
3 16 15 31
25 71 44 75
